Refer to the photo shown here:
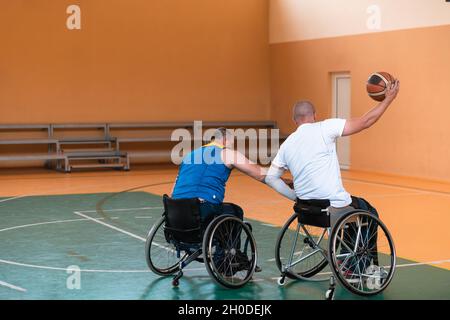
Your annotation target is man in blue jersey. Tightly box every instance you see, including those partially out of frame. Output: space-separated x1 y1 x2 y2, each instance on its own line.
172 127 266 225
171 127 267 272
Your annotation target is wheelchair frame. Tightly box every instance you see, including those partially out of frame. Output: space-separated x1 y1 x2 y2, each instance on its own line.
145 195 258 289
275 203 396 300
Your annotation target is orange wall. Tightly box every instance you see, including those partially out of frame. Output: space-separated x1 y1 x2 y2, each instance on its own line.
270 25 450 181
0 0 270 123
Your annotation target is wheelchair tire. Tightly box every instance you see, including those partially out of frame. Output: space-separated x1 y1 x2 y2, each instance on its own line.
275 212 328 280
202 215 257 289
328 210 396 296
145 216 187 276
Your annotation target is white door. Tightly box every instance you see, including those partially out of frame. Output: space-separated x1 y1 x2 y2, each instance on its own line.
332 73 351 169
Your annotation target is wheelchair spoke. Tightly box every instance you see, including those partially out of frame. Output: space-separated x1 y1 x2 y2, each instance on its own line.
229 224 242 249
336 234 354 253
290 248 322 268
337 252 353 273
365 226 379 247
336 253 352 259
364 217 374 244
353 216 362 253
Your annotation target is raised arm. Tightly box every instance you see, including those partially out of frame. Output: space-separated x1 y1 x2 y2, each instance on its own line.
343 80 400 136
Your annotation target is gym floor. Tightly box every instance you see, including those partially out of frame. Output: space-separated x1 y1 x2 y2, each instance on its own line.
0 166 448 299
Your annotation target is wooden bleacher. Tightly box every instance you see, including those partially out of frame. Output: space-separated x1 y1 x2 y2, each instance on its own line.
0 121 286 172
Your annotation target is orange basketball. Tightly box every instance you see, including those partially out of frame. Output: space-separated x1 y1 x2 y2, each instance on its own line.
366 72 395 101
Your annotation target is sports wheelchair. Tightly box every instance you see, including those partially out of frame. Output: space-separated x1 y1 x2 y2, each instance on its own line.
275 198 396 299
145 195 258 289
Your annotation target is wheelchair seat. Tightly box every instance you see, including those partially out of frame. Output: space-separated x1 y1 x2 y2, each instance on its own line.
162 194 203 244
294 199 331 228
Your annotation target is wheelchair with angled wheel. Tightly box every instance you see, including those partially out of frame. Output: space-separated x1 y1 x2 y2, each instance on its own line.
275 198 396 299
145 194 258 289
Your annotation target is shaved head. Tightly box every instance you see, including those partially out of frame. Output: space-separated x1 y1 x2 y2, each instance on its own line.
292 101 316 124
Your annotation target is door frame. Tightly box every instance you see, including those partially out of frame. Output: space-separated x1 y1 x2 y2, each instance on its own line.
331 73 351 170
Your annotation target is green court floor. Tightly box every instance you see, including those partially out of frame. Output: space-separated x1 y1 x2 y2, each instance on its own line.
0 192 449 300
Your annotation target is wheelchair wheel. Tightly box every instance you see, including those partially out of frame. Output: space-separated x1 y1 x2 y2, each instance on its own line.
329 211 396 296
275 212 328 280
203 215 257 289
145 216 188 276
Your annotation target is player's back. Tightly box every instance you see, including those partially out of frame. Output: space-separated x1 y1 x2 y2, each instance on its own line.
273 119 351 207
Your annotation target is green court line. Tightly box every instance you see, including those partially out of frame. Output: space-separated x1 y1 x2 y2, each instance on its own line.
0 192 449 300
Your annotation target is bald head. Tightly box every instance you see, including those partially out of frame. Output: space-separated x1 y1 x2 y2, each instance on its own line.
292 101 316 124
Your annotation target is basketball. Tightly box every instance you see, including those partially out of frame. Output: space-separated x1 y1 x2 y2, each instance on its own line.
366 72 395 101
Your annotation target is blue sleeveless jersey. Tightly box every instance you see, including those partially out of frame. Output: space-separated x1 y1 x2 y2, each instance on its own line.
172 144 232 204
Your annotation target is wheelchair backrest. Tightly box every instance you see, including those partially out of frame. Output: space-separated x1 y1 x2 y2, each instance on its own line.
294 199 331 228
162 194 202 243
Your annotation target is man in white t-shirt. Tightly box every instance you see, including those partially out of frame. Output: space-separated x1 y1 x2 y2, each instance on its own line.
265 80 400 211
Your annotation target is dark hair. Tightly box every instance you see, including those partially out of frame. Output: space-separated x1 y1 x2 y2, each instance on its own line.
211 127 230 141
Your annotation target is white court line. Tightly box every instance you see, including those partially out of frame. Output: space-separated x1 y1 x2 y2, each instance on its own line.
0 195 29 203
0 280 27 292
135 216 153 219
73 211 146 242
73 211 173 252
77 207 163 214
0 259 150 273
74 208 175 252
0 258 204 274
269 259 450 280
0 218 104 233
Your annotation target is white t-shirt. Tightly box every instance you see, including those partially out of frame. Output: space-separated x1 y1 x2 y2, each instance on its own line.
272 119 351 208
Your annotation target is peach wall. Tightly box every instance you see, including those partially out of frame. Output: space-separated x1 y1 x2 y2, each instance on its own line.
0 0 270 123
270 25 450 181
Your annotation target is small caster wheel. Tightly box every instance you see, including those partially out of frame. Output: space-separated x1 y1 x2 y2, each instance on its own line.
172 279 179 287
325 289 335 300
277 276 286 286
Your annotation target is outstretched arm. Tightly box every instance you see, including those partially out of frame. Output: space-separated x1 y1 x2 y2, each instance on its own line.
223 149 267 182
343 80 400 136
264 164 297 201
